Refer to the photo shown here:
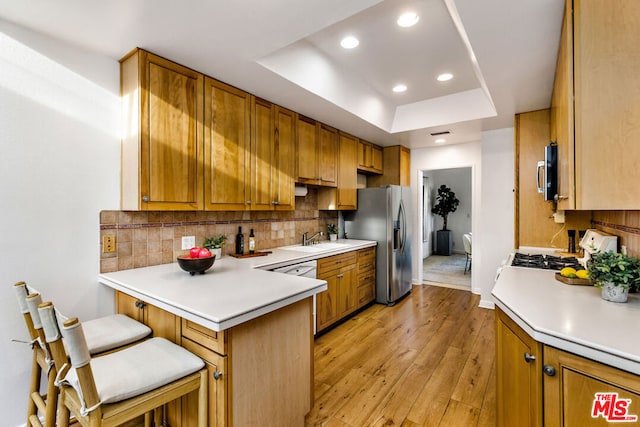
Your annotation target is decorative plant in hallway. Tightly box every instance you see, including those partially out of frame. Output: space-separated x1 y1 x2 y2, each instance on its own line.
431 185 459 230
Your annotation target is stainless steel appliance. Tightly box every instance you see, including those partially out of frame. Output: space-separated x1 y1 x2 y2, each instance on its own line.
537 144 557 201
271 260 318 334
344 186 412 305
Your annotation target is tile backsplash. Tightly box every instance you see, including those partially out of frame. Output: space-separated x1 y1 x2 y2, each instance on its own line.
100 188 337 273
593 211 640 258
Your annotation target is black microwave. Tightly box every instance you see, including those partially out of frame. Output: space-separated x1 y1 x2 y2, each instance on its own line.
537 144 557 201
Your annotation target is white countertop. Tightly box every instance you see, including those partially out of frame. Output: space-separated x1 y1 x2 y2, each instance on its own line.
99 239 376 332
492 265 640 374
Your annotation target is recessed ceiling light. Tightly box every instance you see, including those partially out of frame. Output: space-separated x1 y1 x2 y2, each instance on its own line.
437 73 454 82
392 84 407 93
397 12 420 28
340 36 359 49
435 138 446 144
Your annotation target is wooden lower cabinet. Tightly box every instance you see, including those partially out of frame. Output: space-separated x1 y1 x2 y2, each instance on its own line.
317 248 376 333
116 292 313 426
544 346 640 426
496 306 640 426
495 307 543 427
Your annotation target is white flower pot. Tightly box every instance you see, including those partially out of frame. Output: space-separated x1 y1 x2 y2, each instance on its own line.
329 234 337 241
210 248 222 259
600 282 629 303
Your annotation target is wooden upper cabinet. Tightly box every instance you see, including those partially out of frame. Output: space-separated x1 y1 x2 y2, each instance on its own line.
357 140 383 174
296 116 338 187
120 49 204 210
368 145 411 187
204 77 251 211
318 124 338 187
318 132 357 210
552 0 640 210
251 98 296 211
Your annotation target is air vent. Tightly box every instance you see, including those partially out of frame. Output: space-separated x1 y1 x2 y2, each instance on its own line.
430 130 451 136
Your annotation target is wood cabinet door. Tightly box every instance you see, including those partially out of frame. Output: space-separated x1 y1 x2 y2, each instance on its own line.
251 97 275 211
495 308 543 427
297 116 318 183
337 263 357 316
316 273 339 332
273 106 296 210
123 50 204 210
552 0 575 210
371 145 383 173
204 77 251 211
115 291 143 323
337 132 357 210
399 146 411 186
181 338 227 427
318 124 338 187
544 346 640 426
357 139 370 169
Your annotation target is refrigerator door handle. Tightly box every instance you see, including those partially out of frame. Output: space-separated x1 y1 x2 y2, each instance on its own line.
399 200 407 254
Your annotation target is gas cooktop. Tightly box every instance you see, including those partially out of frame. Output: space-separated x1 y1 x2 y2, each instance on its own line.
511 253 582 271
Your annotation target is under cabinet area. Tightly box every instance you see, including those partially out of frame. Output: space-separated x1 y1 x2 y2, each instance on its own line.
551 0 640 210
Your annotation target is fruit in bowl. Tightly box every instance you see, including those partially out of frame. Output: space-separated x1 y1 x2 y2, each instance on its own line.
178 247 216 275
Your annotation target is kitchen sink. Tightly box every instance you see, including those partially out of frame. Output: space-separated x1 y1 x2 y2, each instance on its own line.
279 242 351 253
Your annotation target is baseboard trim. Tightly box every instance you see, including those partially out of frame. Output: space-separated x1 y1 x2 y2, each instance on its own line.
478 299 495 309
423 280 471 291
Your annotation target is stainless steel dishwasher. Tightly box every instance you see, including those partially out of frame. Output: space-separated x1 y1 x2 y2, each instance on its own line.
272 260 318 335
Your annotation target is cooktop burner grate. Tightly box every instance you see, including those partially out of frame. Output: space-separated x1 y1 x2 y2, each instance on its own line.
511 253 581 271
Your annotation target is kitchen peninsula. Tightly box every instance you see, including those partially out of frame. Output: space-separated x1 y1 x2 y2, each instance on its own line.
493 265 640 426
98 239 375 426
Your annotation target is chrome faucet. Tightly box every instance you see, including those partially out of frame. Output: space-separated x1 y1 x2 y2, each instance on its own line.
302 231 323 246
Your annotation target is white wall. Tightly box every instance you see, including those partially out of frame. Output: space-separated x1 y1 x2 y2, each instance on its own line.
0 20 120 426
476 128 515 307
410 128 514 307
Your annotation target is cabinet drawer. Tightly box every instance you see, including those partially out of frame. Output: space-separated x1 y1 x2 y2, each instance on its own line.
357 282 375 306
181 318 227 355
358 271 376 287
318 251 357 276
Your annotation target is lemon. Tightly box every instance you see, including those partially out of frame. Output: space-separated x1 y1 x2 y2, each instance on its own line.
575 269 590 279
560 267 577 277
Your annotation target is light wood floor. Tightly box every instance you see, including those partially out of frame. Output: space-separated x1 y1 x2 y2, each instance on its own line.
305 284 496 427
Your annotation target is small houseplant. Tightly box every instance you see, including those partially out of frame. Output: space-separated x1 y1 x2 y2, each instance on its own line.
203 235 227 258
587 250 640 302
431 185 460 255
327 224 338 241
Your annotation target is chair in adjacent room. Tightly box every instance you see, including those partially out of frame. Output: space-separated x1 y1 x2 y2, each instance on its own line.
37 301 208 427
13 282 152 427
463 233 472 274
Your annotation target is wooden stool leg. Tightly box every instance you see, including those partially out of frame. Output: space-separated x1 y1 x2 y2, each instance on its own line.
43 367 58 427
27 350 41 426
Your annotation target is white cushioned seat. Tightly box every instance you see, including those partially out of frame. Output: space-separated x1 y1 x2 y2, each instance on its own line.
82 314 151 354
61 337 205 405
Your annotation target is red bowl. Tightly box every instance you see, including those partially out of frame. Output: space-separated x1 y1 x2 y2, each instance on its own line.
177 254 216 275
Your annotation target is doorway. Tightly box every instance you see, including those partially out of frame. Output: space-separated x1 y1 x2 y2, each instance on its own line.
421 167 472 289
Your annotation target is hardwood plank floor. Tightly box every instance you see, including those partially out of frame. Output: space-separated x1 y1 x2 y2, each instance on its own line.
306 285 496 427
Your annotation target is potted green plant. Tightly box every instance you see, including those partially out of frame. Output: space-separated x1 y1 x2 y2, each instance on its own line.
587 250 640 303
327 224 338 241
431 185 460 255
203 235 227 258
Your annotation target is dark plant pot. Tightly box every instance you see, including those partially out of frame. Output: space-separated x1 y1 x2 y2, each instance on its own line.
436 230 453 256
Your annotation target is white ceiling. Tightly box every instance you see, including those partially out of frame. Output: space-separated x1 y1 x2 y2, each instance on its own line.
0 0 564 149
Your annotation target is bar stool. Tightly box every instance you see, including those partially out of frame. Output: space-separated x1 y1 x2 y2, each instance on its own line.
38 301 208 427
13 282 152 427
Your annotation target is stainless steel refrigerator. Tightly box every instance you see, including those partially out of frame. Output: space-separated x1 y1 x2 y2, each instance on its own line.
344 186 412 305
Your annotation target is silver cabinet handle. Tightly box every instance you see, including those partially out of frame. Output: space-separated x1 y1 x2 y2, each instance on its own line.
272 201 280 205
213 371 223 380
543 365 556 376
524 352 536 363
246 200 252 205
142 195 150 202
